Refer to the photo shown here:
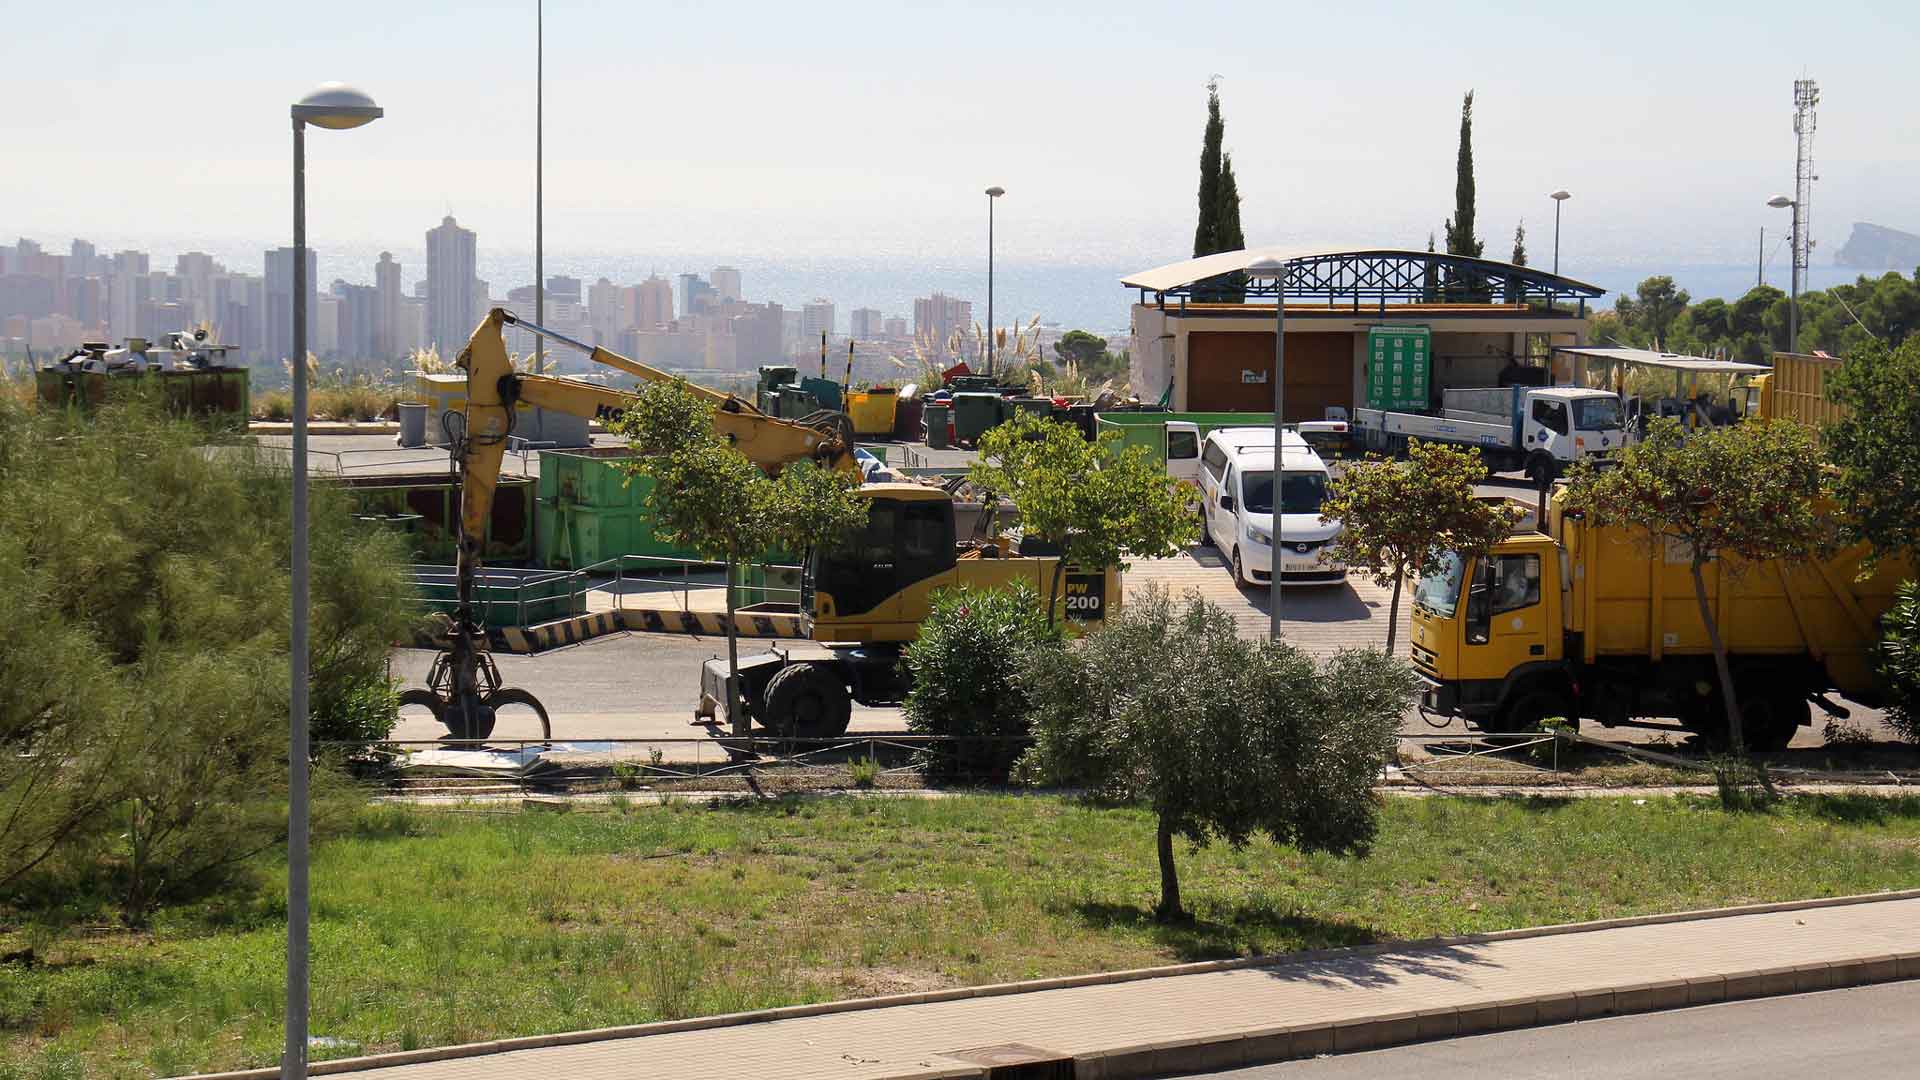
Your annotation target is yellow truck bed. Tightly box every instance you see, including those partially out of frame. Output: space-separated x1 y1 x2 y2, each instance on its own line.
1558 503 1907 700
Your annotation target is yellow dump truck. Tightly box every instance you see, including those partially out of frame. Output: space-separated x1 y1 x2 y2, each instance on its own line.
1408 492 1908 750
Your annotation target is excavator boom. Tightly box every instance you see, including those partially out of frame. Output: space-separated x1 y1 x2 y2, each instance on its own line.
414 307 857 743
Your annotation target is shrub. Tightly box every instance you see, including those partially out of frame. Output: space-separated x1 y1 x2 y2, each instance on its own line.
1882 581 1920 743
902 583 1062 782
1018 586 1414 920
0 392 411 922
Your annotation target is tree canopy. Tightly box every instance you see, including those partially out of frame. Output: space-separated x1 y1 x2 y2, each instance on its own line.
1563 418 1828 764
1320 441 1517 655
1592 271 1920 361
1825 336 1920 560
1443 91 1482 260
968 413 1196 625
1018 588 1413 920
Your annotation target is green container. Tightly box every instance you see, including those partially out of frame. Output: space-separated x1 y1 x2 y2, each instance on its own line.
535 446 706 569
1092 411 1273 466
1010 397 1053 420
343 473 534 565
776 387 818 419
411 567 581 628
950 392 1005 446
923 402 951 448
799 376 843 412
36 366 249 429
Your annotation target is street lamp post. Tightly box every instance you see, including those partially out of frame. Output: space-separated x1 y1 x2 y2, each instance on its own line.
287 82 382 1080
985 186 1004 375
1549 190 1571 275
1768 195 1799 352
1247 256 1288 641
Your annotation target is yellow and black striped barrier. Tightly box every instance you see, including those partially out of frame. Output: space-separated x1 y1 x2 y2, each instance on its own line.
407 607 803 654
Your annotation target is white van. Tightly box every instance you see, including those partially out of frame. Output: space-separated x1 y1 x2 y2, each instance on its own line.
1196 427 1345 588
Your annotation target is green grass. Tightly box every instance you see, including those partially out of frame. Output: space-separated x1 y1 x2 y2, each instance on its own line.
7 793 1920 1077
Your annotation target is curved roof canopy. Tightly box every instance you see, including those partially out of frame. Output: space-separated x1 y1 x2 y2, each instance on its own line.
1122 247 1606 306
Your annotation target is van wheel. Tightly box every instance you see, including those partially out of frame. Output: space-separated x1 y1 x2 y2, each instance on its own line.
1231 547 1248 589
1199 512 1212 548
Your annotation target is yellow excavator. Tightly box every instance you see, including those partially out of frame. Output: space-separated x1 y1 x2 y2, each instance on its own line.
402 308 1116 743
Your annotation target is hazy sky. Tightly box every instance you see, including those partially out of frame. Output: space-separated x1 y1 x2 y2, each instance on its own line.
8 0 1919 274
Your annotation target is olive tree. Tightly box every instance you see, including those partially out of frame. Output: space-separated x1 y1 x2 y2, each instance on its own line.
1018 587 1413 921
616 380 867 733
1319 440 1517 655
1563 418 1827 771
968 412 1197 626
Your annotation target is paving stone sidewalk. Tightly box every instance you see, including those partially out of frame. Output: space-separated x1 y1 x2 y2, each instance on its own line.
207 892 1920 1080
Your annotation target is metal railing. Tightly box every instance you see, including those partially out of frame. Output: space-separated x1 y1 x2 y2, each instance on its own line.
406 553 806 629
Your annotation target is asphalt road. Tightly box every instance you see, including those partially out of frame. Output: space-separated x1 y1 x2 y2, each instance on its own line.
1165 981 1920 1079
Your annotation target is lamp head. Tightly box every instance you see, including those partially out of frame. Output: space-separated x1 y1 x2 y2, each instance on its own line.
1246 256 1287 279
1550 189 1571 201
984 186 1005 198
1766 195 1794 209
292 83 383 130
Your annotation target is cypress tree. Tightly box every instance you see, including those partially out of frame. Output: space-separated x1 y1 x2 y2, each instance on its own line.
1510 220 1528 266
1194 83 1225 258
1444 91 1483 259
1215 153 1247 301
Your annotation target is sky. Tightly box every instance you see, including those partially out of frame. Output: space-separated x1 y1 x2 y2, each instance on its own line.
6 0 1920 283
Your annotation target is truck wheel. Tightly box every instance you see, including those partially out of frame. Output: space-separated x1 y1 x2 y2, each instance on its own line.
1486 686 1574 735
1526 455 1557 491
1738 679 1810 753
762 662 852 741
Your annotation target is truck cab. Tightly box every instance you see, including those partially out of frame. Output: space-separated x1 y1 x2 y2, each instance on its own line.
1409 531 1566 729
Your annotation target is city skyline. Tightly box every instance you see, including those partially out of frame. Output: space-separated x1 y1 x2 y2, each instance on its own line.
7 2 1918 282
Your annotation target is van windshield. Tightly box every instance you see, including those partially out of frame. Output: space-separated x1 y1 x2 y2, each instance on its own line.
1414 550 1466 618
1574 396 1625 431
1242 470 1326 515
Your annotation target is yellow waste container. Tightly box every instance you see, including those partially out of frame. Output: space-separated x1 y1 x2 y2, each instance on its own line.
846 389 899 436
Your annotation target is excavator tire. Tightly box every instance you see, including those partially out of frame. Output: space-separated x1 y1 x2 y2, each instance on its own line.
762 662 853 741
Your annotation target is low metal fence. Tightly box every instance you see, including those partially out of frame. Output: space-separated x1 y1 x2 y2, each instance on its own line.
405 553 806 628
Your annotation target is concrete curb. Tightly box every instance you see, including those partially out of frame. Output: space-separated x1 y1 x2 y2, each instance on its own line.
176 887 1920 1080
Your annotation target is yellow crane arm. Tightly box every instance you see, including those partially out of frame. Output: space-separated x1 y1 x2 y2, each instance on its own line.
452 307 856 560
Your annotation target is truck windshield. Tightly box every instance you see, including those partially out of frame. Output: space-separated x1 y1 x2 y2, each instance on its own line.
1574 396 1625 431
1413 550 1466 618
1242 470 1326 515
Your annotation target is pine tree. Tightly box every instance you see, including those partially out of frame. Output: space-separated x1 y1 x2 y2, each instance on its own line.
1443 91 1483 259
1511 220 1528 266
1194 82 1225 258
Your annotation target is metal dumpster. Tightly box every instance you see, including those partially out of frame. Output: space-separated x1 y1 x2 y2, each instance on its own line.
950 392 1004 446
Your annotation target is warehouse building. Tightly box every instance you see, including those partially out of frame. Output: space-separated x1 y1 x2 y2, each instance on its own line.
1124 248 1605 420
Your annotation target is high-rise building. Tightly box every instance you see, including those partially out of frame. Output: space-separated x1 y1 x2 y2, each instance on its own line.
69 238 98 277
636 275 673 330
546 275 582 304
711 266 742 303
802 298 836 341
425 215 480 352
587 278 629 345
849 307 882 339
730 302 784 370
913 292 972 355
883 315 908 340
330 280 379 360
264 245 318 363
375 252 403 359
679 273 714 317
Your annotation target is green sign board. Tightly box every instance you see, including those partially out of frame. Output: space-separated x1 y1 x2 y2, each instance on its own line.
1366 327 1431 410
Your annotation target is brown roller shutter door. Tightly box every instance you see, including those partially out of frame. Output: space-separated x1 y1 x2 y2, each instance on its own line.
1185 330 1352 420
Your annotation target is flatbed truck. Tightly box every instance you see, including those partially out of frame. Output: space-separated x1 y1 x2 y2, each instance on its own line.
1354 385 1628 486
